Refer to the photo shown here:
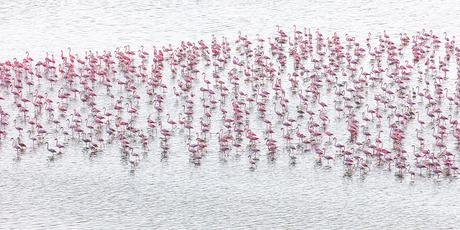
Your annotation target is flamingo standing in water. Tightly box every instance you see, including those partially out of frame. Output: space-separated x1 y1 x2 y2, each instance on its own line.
0 27 458 181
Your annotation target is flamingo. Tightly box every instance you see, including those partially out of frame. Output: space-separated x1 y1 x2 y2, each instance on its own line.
0 27 457 180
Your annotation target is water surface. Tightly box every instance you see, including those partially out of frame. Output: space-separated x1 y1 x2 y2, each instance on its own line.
1 0 460 229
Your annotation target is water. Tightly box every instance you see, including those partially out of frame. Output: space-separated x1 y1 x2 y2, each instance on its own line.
2 0 460 59
1 0 460 229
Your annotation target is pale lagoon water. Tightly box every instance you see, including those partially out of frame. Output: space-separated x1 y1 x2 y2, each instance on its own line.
1 0 460 229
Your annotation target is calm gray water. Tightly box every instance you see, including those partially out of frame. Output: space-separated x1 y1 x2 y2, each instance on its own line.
1 0 460 229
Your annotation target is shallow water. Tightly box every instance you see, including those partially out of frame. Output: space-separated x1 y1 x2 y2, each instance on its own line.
2 0 460 59
1 0 460 229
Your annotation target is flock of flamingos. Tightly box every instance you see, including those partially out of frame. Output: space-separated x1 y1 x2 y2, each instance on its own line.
1 27 460 181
